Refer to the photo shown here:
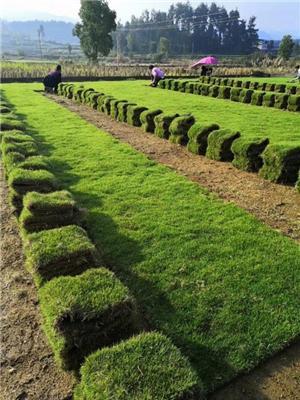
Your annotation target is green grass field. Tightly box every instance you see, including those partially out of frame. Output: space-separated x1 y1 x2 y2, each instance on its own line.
2 83 300 393
79 80 300 148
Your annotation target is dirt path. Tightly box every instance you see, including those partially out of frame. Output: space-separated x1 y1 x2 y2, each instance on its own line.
0 164 75 400
48 94 300 243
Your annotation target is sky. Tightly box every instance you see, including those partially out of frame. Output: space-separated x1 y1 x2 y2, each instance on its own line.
1 0 299 38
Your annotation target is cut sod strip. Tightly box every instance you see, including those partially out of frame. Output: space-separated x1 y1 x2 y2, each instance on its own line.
39 268 138 370
24 225 97 286
74 332 201 400
3 84 300 393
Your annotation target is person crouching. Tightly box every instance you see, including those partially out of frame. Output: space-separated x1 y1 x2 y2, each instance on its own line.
149 65 165 87
43 65 62 93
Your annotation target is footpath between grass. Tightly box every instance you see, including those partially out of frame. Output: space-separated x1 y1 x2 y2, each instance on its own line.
2 83 300 395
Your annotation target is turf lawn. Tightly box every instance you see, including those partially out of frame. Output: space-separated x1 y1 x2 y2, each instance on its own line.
81 80 300 148
2 83 300 393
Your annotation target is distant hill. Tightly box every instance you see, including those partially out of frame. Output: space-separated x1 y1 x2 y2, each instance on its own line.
1 20 79 44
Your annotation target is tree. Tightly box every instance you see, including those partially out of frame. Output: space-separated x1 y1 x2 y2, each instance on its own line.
278 35 294 60
37 24 44 59
158 37 170 57
73 0 116 62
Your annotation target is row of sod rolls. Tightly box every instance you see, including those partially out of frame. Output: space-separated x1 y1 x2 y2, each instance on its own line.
159 79 300 112
197 75 300 95
58 83 300 188
1 89 203 398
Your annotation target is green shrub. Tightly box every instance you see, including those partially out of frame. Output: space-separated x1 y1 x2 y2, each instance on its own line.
154 113 179 139
74 332 201 400
208 85 219 98
239 89 253 104
117 102 137 123
110 99 128 120
0 117 26 131
127 105 148 127
287 95 300 112
274 93 289 110
259 145 300 184
251 91 265 106
206 129 241 161
20 190 82 233
262 92 275 107
140 109 163 133
242 81 250 88
200 84 210 96
230 87 242 102
231 137 269 172
265 83 275 92
39 268 138 370
2 151 25 175
275 84 286 93
218 86 231 99
169 115 196 145
187 123 220 155
24 225 97 286
2 141 38 157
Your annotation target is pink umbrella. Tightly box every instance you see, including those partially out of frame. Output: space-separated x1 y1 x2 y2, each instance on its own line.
190 56 218 69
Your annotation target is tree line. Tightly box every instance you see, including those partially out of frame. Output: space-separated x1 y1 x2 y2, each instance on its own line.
113 2 259 56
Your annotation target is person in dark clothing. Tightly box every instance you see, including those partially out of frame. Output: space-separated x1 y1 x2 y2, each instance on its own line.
200 65 208 76
43 65 62 93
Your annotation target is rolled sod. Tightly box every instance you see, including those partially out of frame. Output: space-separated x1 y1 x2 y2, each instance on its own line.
251 91 266 106
24 225 97 286
206 129 241 161
287 95 300 112
39 268 138 370
170 80 180 91
187 123 220 155
262 92 275 108
2 151 25 175
18 155 50 171
2 132 35 145
2 141 39 157
103 96 116 115
275 84 286 93
265 83 275 92
200 84 210 96
0 117 26 131
259 145 300 184
0 106 11 114
169 115 196 145
140 109 163 133
242 81 250 88
230 87 242 102
208 85 219 98
286 85 297 95
218 86 231 100
127 105 148 127
88 92 104 109
158 80 167 89
249 82 259 90
74 332 202 400
154 113 180 139
231 137 270 172
8 168 58 212
274 94 289 110
20 190 82 233
239 89 253 104
117 102 137 123
110 99 127 120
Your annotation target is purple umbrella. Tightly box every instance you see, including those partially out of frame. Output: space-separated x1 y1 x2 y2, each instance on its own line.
190 56 218 69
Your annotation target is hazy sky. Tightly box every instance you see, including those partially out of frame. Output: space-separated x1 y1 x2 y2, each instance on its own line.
1 0 299 37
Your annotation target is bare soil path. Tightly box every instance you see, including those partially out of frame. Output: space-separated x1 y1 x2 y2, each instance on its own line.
48 94 300 243
0 164 75 400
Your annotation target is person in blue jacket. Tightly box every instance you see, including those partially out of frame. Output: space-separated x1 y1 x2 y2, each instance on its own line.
43 65 62 93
